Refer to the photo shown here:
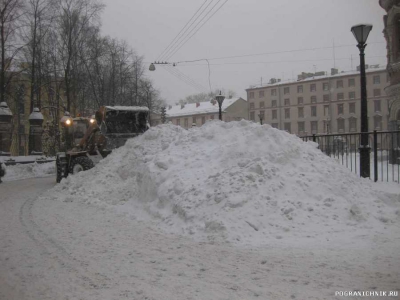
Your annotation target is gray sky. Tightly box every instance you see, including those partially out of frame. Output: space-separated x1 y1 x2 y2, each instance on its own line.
100 0 386 104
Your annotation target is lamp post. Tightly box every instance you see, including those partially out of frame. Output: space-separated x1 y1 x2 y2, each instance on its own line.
351 24 373 178
215 91 225 121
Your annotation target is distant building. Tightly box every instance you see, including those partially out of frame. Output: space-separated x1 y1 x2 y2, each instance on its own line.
246 66 388 136
380 0 400 129
164 97 248 129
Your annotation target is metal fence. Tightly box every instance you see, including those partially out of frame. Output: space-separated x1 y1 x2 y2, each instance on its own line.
301 130 400 183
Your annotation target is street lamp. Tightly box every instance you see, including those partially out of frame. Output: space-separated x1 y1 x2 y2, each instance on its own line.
351 24 373 178
215 91 225 121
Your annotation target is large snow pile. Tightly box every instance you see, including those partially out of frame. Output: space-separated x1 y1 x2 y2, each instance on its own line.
46 120 400 246
3 162 55 182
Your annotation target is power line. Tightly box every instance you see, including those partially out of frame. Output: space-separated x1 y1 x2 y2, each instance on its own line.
175 55 386 67
171 66 208 91
157 0 209 62
179 41 385 62
164 0 229 61
161 65 207 93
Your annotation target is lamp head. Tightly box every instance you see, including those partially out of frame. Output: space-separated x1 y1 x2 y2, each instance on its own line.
149 63 155 71
351 24 373 45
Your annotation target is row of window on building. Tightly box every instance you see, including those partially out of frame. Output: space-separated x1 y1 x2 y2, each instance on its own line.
251 100 383 120
173 115 220 127
269 116 384 134
249 75 383 99
249 89 382 109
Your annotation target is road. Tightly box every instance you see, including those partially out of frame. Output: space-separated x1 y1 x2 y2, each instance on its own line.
0 177 399 300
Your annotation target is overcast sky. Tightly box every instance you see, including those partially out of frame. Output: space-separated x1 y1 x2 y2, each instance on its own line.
100 0 386 104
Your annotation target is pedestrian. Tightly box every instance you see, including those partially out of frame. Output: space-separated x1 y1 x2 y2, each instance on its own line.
0 162 5 183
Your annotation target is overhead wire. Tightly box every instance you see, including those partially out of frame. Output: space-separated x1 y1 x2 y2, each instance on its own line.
164 0 229 61
161 65 207 93
156 0 210 62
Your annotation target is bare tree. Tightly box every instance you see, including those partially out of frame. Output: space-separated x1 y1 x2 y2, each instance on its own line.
0 0 25 104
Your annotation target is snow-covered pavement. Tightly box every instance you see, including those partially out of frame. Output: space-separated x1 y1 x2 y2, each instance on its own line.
0 177 399 300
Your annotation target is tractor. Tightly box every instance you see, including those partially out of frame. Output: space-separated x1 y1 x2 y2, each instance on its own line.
56 105 150 183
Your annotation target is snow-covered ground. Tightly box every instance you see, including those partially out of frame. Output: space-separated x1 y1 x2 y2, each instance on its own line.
1 120 399 299
1 161 55 182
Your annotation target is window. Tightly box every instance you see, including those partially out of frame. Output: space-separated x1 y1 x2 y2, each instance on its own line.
284 87 290 94
311 106 317 117
310 84 316 92
298 107 304 118
348 78 355 87
298 121 305 133
349 91 355 99
285 108 290 119
323 82 329 91
373 75 380 84
176 119 180 126
272 100 277 107
184 118 188 127
298 97 303 105
272 123 278 129
284 98 290 106
192 117 196 124
271 89 277 96
311 96 317 103
349 102 356 114
374 115 382 130
202 116 206 124
337 104 344 115
249 92 254 99
250 112 255 121
297 85 303 93
374 89 381 97
311 121 318 134
284 122 291 133
374 100 381 112
324 105 329 117
260 101 265 108
259 110 265 118
337 80 343 88
272 110 277 119
337 93 344 101
250 103 255 110
323 94 330 102
210 115 214 120
349 117 357 132
259 90 264 98
337 118 345 132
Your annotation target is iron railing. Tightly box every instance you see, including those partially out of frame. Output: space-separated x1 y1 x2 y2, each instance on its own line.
301 130 400 183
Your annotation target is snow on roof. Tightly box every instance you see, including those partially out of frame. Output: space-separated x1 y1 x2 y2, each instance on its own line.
46 120 399 247
248 66 386 90
105 106 149 112
0 102 12 116
166 97 245 117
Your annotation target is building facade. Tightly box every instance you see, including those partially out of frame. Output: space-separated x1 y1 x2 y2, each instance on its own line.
161 97 248 129
246 66 389 136
380 0 400 129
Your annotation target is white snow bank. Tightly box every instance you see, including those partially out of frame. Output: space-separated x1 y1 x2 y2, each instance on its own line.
45 120 400 246
2 162 55 182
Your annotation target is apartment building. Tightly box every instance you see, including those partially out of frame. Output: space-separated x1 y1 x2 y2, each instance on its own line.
162 97 248 129
246 66 389 136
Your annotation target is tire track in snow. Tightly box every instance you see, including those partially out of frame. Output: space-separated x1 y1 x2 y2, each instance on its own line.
19 191 111 292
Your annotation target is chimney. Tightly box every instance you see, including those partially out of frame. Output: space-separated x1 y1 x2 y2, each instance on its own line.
212 100 216 105
181 104 185 109
196 102 200 107
331 68 338 76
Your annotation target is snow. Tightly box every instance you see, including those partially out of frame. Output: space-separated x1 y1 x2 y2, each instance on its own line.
28 108 44 120
0 101 12 116
46 120 400 247
1 120 399 299
1 161 55 182
166 97 244 117
105 105 149 112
